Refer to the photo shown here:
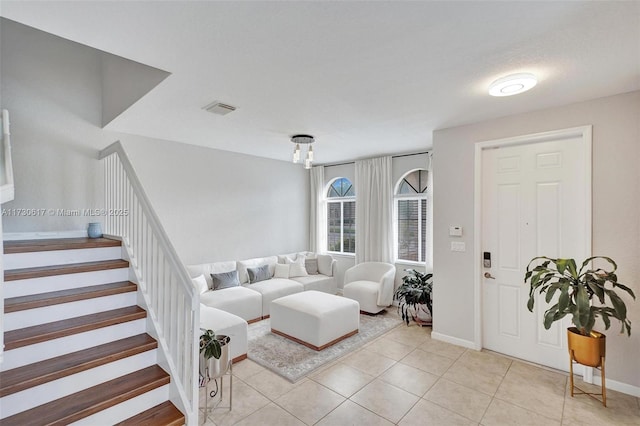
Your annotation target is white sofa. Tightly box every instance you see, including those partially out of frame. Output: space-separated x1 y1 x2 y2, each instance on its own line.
187 252 337 320
189 252 336 365
199 304 248 363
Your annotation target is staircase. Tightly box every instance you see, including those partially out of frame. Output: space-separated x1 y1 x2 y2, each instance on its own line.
0 237 185 425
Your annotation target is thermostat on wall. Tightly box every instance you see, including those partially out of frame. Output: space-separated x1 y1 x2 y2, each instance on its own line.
449 226 463 237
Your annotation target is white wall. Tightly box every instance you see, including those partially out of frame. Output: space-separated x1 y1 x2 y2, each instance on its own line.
1 18 110 234
433 90 640 390
0 18 309 266
121 138 309 265
323 153 430 289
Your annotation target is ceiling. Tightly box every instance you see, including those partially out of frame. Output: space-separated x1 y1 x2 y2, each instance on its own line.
1 1 639 164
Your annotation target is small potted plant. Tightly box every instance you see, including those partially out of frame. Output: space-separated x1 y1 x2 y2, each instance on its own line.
199 329 231 380
394 269 433 326
525 256 635 406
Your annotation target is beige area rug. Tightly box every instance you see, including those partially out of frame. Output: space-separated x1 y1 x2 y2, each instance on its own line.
247 311 402 382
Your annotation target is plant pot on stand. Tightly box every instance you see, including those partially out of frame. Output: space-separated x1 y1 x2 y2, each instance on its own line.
567 327 606 406
199 331 232 417
525 256 635 407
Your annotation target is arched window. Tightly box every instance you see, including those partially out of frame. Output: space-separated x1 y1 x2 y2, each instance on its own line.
395 170 429 263
327 178 355 254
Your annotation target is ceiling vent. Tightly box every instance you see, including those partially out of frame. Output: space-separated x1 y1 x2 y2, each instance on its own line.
203 101 236 115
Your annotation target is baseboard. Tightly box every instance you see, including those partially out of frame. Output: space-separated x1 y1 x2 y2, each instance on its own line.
431 331 479 350
590 374 640 397
3 230 88 240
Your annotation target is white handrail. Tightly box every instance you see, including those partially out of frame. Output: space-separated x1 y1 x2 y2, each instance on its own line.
1 109 15 204
99 141 199 424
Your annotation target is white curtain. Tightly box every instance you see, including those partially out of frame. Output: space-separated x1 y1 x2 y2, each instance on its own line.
426 152 434 268
355 156 393 264
309 166 327 253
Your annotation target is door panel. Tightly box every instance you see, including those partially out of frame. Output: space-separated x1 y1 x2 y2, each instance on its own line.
481 136 588 372
536 182 561 257
497 184 520 270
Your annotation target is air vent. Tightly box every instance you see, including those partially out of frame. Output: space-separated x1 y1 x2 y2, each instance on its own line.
203 101 236 115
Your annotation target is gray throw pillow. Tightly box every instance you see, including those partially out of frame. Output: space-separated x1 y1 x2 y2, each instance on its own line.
305 258 319 275
211 270 240 290
248 264 271 284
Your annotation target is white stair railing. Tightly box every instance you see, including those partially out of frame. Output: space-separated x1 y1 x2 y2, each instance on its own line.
99 141 199 424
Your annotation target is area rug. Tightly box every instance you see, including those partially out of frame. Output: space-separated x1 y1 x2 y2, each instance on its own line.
247 312 402 382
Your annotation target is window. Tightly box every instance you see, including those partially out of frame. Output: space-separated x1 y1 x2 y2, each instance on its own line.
395 170 429 263
327 177 355 254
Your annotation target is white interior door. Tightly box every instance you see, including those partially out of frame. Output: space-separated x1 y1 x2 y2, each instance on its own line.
481 134 589 372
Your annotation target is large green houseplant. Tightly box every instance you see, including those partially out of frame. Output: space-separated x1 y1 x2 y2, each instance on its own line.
524 256 635 406
524 256 635 337
394 269 433 326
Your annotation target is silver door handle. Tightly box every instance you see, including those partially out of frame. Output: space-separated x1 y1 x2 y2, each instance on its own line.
484 272 496 279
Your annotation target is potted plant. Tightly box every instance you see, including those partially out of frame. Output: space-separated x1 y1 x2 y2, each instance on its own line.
524 256 635 405
394 269 433 326
199 329 231 380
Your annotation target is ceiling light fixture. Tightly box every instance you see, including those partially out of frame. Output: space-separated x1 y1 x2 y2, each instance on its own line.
291 134 315 169
488 73 537 97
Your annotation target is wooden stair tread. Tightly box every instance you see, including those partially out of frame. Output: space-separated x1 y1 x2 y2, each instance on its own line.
4 259 129 281
116 401 185 426
5 281 137 313
4 306 147 350
1 365 170 426
3 237 121 254
0 334 157 397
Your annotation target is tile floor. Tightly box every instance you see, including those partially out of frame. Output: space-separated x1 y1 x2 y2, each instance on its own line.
200 315 640 425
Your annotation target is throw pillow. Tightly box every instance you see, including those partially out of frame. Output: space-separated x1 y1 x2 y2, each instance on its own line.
274 263 290 278
305 258 319 275
248 264 271 283
288 257 308 278
277 254 298 264
284 254 304 265
210 270 240 290
192 274 209 294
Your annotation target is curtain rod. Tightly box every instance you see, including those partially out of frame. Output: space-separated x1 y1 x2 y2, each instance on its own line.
323 150 431 168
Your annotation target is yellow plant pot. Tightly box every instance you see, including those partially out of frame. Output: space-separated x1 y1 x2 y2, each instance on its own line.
567 327 606 367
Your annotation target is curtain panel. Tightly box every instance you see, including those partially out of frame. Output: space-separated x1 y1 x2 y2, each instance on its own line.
309 165 327 253
355 156 393 263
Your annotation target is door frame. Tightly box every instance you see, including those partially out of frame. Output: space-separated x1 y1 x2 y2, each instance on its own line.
473 125 592 372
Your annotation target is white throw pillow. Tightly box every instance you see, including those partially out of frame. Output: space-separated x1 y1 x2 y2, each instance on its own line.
277 254 298 264
288 256 308 278
284 254 304 264
192 274 209 294
274 263 290 278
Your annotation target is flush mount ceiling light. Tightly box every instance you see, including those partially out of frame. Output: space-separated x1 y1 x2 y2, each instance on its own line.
488 73 537 97
291 134 315 169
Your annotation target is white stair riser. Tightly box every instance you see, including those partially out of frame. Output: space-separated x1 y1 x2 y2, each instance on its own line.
1 319 146 370
4 292 138 331
0 350 157 418
4 268 129 298
70 385 170 426
4 246 123 270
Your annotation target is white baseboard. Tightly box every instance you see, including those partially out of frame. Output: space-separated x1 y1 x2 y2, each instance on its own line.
3 230 88 240
590 375 640 398
431 331 479 350
431 333 640 398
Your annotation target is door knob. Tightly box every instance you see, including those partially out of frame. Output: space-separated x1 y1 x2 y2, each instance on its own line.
484 272 496 279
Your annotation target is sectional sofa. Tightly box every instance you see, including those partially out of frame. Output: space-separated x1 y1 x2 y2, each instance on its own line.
188 252 337 361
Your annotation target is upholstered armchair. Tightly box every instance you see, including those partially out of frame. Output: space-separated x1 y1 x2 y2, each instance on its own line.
343 262 396 314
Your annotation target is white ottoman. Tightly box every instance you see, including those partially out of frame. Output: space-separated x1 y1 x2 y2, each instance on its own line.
270 291 359 351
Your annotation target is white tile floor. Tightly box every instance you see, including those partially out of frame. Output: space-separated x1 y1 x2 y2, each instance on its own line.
200 314 640 425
